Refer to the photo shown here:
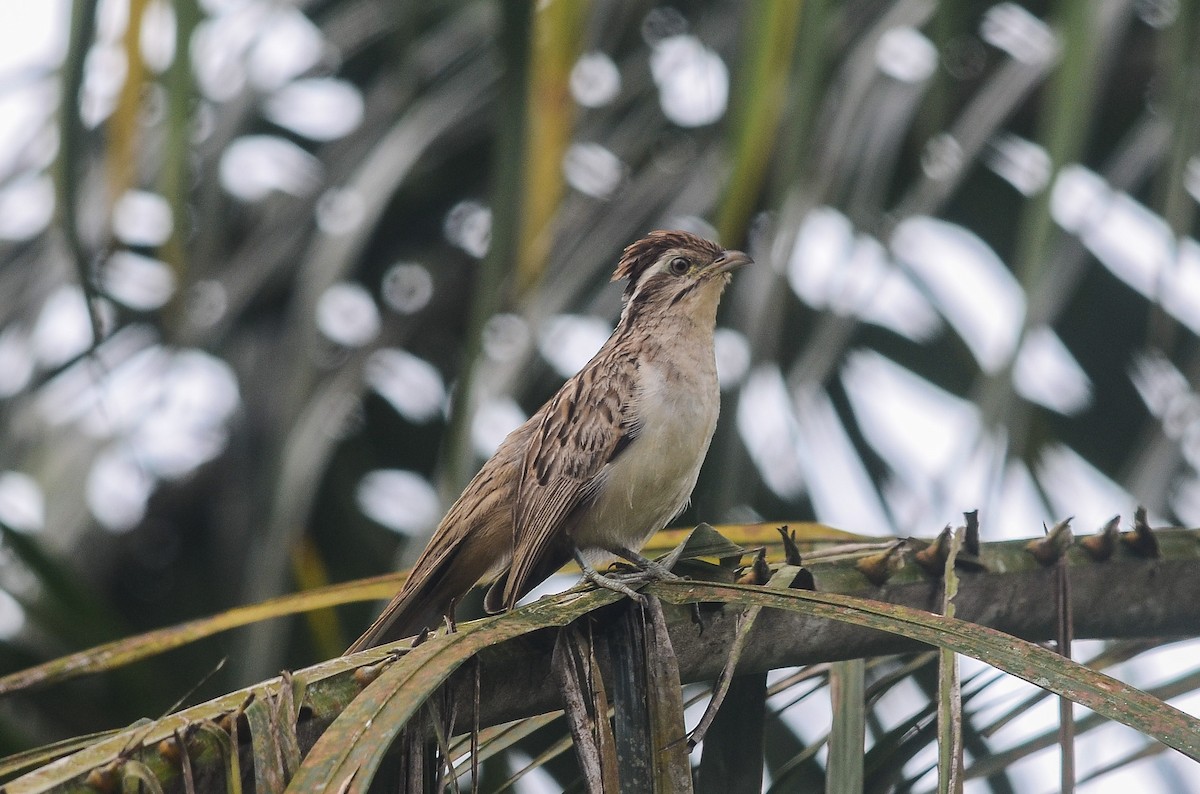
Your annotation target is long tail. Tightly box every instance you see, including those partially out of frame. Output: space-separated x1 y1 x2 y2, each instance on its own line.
345 576 449 653
347 424 535 652
346 536 484 653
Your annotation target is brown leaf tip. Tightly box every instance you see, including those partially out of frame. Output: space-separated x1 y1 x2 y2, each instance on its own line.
1121 506 1160 557
963 509 980 555
1026 517 1074 566
856 542 904 586
777 524 804 566
1080 514 1120 560
612 230 725 285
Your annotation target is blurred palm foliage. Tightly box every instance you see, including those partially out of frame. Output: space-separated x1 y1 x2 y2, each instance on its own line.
1 0 1200 789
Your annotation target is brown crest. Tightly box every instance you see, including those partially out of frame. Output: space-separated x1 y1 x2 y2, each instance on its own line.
612 230 724 292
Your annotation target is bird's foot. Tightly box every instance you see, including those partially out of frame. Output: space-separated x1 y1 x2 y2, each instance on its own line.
581 567 649 604
609 546 682 582
573 547 685 603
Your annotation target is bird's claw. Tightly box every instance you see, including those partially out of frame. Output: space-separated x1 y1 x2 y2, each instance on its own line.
580 567 649 604
610 546 682 582
575 547 682 604
628 558 681 582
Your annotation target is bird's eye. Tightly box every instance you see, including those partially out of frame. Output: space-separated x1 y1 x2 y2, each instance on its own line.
668 257 689 275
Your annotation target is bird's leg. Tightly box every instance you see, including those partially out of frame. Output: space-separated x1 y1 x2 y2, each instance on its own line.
609 545 681 582
573 548 648 604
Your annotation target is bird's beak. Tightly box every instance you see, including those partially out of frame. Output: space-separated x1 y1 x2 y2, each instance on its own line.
710 250 753 275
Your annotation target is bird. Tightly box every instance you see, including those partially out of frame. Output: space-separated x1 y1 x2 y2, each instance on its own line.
347 230 751 652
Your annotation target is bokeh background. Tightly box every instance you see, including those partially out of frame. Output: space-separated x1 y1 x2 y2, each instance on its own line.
1 0 1199 789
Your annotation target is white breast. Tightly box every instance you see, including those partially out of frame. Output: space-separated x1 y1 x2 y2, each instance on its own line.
570 341 720 553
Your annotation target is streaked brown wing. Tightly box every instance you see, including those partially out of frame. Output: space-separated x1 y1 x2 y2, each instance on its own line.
501 351 639 608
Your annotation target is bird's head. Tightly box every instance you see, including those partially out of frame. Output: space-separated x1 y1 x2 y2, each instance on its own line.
612 230 751 323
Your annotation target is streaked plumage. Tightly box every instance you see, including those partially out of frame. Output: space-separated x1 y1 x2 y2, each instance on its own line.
348 230 749 652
